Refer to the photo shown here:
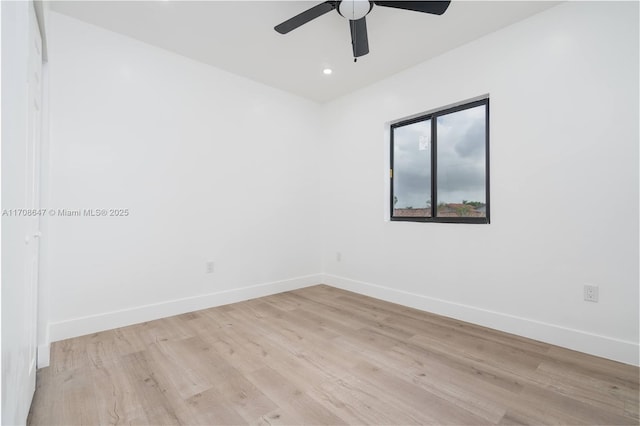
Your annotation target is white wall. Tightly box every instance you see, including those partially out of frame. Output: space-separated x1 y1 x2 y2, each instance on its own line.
321 1 639 365
40 2 639 367
43 12 324 343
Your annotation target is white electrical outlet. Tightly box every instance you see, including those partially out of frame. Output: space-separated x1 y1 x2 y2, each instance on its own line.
584 284 599 302
206 261 215 274
336 252 342 262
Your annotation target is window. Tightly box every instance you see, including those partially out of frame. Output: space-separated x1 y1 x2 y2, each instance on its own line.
390 98 489 223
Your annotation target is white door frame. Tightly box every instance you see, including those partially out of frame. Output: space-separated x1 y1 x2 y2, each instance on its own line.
0 1 44 423
26 0 44 383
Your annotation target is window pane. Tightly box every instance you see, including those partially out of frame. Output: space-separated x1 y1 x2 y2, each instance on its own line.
393 120 431 217
436 105 486 218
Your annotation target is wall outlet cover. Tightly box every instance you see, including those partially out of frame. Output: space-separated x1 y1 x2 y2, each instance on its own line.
584 284 599 303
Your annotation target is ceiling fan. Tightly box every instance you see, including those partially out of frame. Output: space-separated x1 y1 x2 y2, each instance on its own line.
274 0 451 61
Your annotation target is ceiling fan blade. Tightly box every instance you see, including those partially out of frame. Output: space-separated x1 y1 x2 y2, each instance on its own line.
373 1 451 15
274 1 337 34
349 17 369 58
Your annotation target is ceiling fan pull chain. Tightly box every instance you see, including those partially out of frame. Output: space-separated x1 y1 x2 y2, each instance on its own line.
353 18 357 62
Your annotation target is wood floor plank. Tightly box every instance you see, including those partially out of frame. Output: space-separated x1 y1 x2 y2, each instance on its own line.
202 309 336 392
389 340 527 395
333 336 509 423
27 367 64 425
309 376 423 425
517 382 637 425
224 305 360 384
29 285 640 426
184 387 247 425
206 370 278 423
62 367 101 425
542 346 639 390
91 358 148 425
350 360 492 425
112 325 147 357
50 337 91 373
207 328 270 374
81 331 122 369
252 407 309 426
247 366 347 425
381 307 550 356
119 350 197 425
410 332 544 375
145 337 215 400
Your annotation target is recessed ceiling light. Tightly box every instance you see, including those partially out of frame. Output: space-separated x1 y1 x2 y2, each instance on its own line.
323 68 333 75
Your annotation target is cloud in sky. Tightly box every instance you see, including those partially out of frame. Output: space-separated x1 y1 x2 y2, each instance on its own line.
393 120 432 208
393 105 486 208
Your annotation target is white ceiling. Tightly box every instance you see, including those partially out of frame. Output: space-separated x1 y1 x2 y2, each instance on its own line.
50 1 560 103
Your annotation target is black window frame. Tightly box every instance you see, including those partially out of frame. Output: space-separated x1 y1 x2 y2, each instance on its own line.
390 98 490 224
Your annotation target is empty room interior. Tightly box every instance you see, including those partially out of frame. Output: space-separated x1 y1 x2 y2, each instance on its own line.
2 0 639 425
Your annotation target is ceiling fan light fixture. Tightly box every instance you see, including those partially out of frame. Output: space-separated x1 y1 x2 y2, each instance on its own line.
338 0 371 20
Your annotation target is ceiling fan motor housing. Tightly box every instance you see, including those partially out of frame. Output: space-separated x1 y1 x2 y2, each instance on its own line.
337 0 373 20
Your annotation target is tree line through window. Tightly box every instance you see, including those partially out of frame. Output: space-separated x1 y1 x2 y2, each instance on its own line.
390 98 490 223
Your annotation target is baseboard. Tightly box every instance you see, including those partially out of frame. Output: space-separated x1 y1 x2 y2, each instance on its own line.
48 274 323 345
37 344 50 368
43 272 639 368
322 274 640 366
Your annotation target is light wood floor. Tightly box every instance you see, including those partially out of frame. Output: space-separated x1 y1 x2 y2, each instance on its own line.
28 285 639 425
